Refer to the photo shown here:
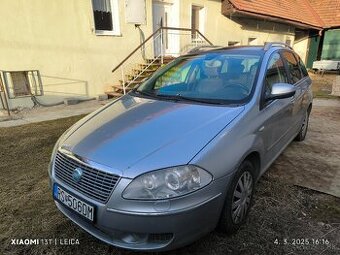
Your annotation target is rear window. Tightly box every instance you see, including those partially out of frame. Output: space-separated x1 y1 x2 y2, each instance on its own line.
282 51 303 83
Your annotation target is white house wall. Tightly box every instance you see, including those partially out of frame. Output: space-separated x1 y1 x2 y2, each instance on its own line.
0 0 300 109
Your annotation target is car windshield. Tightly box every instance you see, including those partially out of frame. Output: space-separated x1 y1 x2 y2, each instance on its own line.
135 52 262 104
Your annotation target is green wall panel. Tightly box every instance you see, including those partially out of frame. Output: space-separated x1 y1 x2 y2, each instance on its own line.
321 29 340 60
306 35 320 68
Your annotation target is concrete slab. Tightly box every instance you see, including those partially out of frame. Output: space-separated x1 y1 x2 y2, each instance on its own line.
331 75 340 96
0 99 112 128
313 98 340 107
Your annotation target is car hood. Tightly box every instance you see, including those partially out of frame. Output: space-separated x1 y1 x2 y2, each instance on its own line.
62 95 244 178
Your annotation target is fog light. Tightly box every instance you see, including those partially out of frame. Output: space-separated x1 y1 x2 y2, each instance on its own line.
121 233 148 244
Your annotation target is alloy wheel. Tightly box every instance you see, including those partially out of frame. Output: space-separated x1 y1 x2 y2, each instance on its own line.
231 171 253 224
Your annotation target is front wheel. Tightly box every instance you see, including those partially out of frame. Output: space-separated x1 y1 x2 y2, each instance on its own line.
295 109 310 141
218 160 255 234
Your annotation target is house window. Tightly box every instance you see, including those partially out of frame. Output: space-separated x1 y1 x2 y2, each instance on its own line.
92 0 120 35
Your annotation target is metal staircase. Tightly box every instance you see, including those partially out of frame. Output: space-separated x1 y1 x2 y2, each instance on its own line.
106 26 213 98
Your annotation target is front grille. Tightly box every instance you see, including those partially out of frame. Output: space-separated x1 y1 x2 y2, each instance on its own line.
54 151 120 203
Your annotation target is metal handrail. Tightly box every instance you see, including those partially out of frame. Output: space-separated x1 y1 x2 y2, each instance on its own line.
120 32 163 93
111 27 213 73
195 30 213 46
111 27 161 73
110 26 213 95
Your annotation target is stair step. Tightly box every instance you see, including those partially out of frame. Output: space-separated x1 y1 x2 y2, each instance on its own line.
136 66 160 74
146 57 175 63
105 91 123 97
108 83 134 92
118 79 140 86
110 56 176 96
119 80 144 87
139 63 161 68
146 58 159 63
162 58 175 63
137 68 156 72
110 84 124 90
126 74 150 80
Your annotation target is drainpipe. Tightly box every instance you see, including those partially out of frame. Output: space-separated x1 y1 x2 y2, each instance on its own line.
317 29 324 60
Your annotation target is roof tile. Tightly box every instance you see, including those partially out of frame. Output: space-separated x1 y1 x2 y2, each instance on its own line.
228 0 340 28
308 0 340 28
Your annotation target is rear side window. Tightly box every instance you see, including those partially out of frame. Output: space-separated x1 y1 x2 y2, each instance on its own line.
296 54 309 77
282 51 303 83
265 52 288 95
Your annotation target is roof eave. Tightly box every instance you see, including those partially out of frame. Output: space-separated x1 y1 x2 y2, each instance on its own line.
323 25 340 29
227 9 323 30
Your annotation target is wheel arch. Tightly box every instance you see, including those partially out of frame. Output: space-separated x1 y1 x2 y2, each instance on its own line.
308 103 312 113
242 151 261 180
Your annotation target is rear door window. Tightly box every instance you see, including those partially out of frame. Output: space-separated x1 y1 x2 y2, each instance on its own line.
282 51 303 83
295 54 309 77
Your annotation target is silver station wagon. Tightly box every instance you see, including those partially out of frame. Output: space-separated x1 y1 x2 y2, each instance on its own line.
49 43 313 251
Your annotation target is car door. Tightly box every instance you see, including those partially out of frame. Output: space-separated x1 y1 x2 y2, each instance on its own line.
259 51 293 166
295 53 312 119
281 51 306 133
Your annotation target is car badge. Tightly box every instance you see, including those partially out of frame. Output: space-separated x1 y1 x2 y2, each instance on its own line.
72 168 84 182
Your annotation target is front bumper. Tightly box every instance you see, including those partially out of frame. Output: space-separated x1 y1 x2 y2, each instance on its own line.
50 174 231 251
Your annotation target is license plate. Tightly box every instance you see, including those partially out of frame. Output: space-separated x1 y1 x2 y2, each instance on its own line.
53 184 95 222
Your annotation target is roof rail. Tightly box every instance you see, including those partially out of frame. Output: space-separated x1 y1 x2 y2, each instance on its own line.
187 45 222 54
264 42 293 51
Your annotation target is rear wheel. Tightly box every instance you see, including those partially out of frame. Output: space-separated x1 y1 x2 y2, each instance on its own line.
295 109 310 141
218 160 255 234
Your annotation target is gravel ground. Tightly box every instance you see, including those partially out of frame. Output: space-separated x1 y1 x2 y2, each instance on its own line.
0 102 339 255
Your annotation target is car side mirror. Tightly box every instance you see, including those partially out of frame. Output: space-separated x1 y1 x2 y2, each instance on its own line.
266 83 296 101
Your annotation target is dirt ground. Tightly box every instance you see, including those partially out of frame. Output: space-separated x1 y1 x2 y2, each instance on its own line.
271 99 340 198
309 72 339 99
0 102 339 255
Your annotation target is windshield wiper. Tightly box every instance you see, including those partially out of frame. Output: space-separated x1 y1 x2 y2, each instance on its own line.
132 90 225 105
131 89 156 98
155 94 225 105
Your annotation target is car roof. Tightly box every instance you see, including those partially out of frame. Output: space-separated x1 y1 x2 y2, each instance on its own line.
185 43 293 56
183 46 265 58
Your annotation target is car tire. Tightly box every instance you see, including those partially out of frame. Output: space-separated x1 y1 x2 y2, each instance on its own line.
295 109 310 142
217 160 255 234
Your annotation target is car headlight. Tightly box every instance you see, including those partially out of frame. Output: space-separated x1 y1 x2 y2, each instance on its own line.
122 165 212 200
